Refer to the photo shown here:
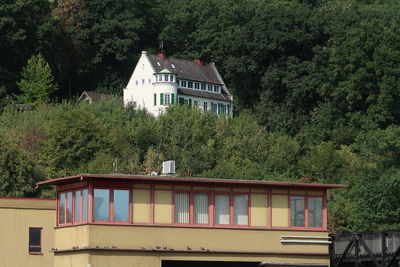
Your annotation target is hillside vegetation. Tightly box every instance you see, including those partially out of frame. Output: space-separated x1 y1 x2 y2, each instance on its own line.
1 0 400 232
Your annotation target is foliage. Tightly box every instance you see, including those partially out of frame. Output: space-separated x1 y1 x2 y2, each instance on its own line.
16 53 58 106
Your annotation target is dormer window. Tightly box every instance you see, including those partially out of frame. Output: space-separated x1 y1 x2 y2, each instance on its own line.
201 83 206 90
214 85 219 93
171 63 176 69
194 82 199 89
157 61 161 67
181 80 187 87
188 81 193 88
207 84 212 91
177 79 180 86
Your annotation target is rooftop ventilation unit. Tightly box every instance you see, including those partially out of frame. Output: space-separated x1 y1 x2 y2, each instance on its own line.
162 160 175 175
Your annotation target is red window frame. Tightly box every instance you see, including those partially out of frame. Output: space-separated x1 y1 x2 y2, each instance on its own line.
288 193 325 230
172 190 211 226
92 187 132 224
57 188 89 226
213 191 250 228
28 227 42 255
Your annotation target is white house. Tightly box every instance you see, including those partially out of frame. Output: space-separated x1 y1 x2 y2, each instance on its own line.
123 51 233 117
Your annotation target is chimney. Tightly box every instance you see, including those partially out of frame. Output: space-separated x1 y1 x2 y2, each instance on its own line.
158 52 167 60
194 58 204 66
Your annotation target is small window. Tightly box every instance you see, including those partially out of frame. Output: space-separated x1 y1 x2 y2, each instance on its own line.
194 100 198 106
175 192 190 223
176 79 180 86
215 194 230 225
157 61 161 66
74 190 81 222
207 84 213 91
142 79 145 85
234 194 248 225
184 99 189 105
194 82 199 89
222 104 227 114
214 85 219 92
82 189 88 221
203 102 208 111
58 193 65 224
164 94 171 105
201 83 206 90
212 103 217 113
308 197 323 227
29 228 42 254
94 189 110 221
114 190 129 222
188 81 193 88
170 75 174 82
164 75 168 82
135 80 138 85
66 192 72 223
290 196 305 227
194 193 208 224
181 80 187 87
148 79 151 84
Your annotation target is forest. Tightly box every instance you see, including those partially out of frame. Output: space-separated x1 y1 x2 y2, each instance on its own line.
1 0 400 233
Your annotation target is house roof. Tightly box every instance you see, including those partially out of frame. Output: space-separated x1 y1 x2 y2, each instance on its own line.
147 53 232 101
36 173 346 190
148 54 221 84
79 91 111 103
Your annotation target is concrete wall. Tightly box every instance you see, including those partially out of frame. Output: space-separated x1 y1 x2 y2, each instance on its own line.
0 198 55 267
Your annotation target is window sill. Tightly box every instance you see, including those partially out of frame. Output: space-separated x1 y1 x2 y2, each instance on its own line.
29 252 43 255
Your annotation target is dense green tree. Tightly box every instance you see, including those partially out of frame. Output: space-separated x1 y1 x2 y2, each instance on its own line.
16 53 58 106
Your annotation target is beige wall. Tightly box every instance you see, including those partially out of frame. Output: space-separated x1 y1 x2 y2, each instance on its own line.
154 190 172 224
133 189 150 223
55 224 329 254
271 195 289 227
0 198 55 267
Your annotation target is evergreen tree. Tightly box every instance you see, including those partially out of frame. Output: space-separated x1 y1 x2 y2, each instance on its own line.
16 53 58 106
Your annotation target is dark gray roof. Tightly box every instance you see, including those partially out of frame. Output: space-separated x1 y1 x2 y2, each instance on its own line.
178 89 231 101
148 54 221 84
147 54 232 101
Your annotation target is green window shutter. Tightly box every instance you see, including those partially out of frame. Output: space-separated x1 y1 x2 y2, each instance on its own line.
154 94 156 106
179 97 184 104
189 99 192 106
171 93 175 104
218 103 222 114
160 93 164 105
227 104 230 114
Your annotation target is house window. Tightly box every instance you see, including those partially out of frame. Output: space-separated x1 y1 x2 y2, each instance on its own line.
171 63 176 69
234 194 248 225
308 197 323 227
174 192 190 224
184 99 189 105
215 194 230 225
181 80 187 87
188 81 193 88
142 79 145 85
164 75 168 82
66 192 73 223
211 103 217 113
170 75 174 82
207 84 213 91
59 193 65 224
74 190 81 222
82 189 88 221
148 79 151 84
214 85 219 92
177 79 180 86
290 196 305 227
135 80 138 85
203 102 208 111
194 82 199 89
201 83 206 90
29 228 42 254
157 61 161 66
94 189 110 221
194 193 208 224
114 189 130 222
164 94 171 105
194 100 198 106
222 104 227 114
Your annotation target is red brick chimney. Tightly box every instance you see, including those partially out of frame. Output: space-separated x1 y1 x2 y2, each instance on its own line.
158 52 167 60
194 58 204 66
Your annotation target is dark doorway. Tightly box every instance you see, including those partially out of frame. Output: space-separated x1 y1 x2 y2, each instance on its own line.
162 260 260 267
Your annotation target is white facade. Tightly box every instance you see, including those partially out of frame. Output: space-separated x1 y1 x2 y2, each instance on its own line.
124 51 233 117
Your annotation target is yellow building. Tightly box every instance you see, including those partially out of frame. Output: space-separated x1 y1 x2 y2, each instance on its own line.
1 174 345 267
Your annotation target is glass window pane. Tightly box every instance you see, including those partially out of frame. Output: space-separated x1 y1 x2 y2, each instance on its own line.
290 196 304 227
74 190 81 222
66 192 73 223
82 189 88 221
308 197 323 227
194 193 208 224
215 194 230 225
29 228 41 246
114 190 129 222
174 192 190 223
59 193 65 224
94 189 110 221
234 194 248 225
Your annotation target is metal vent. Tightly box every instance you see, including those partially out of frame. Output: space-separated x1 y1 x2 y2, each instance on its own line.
162 160 175 175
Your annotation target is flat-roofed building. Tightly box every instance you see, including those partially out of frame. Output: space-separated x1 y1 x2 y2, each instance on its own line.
30 174 345 267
